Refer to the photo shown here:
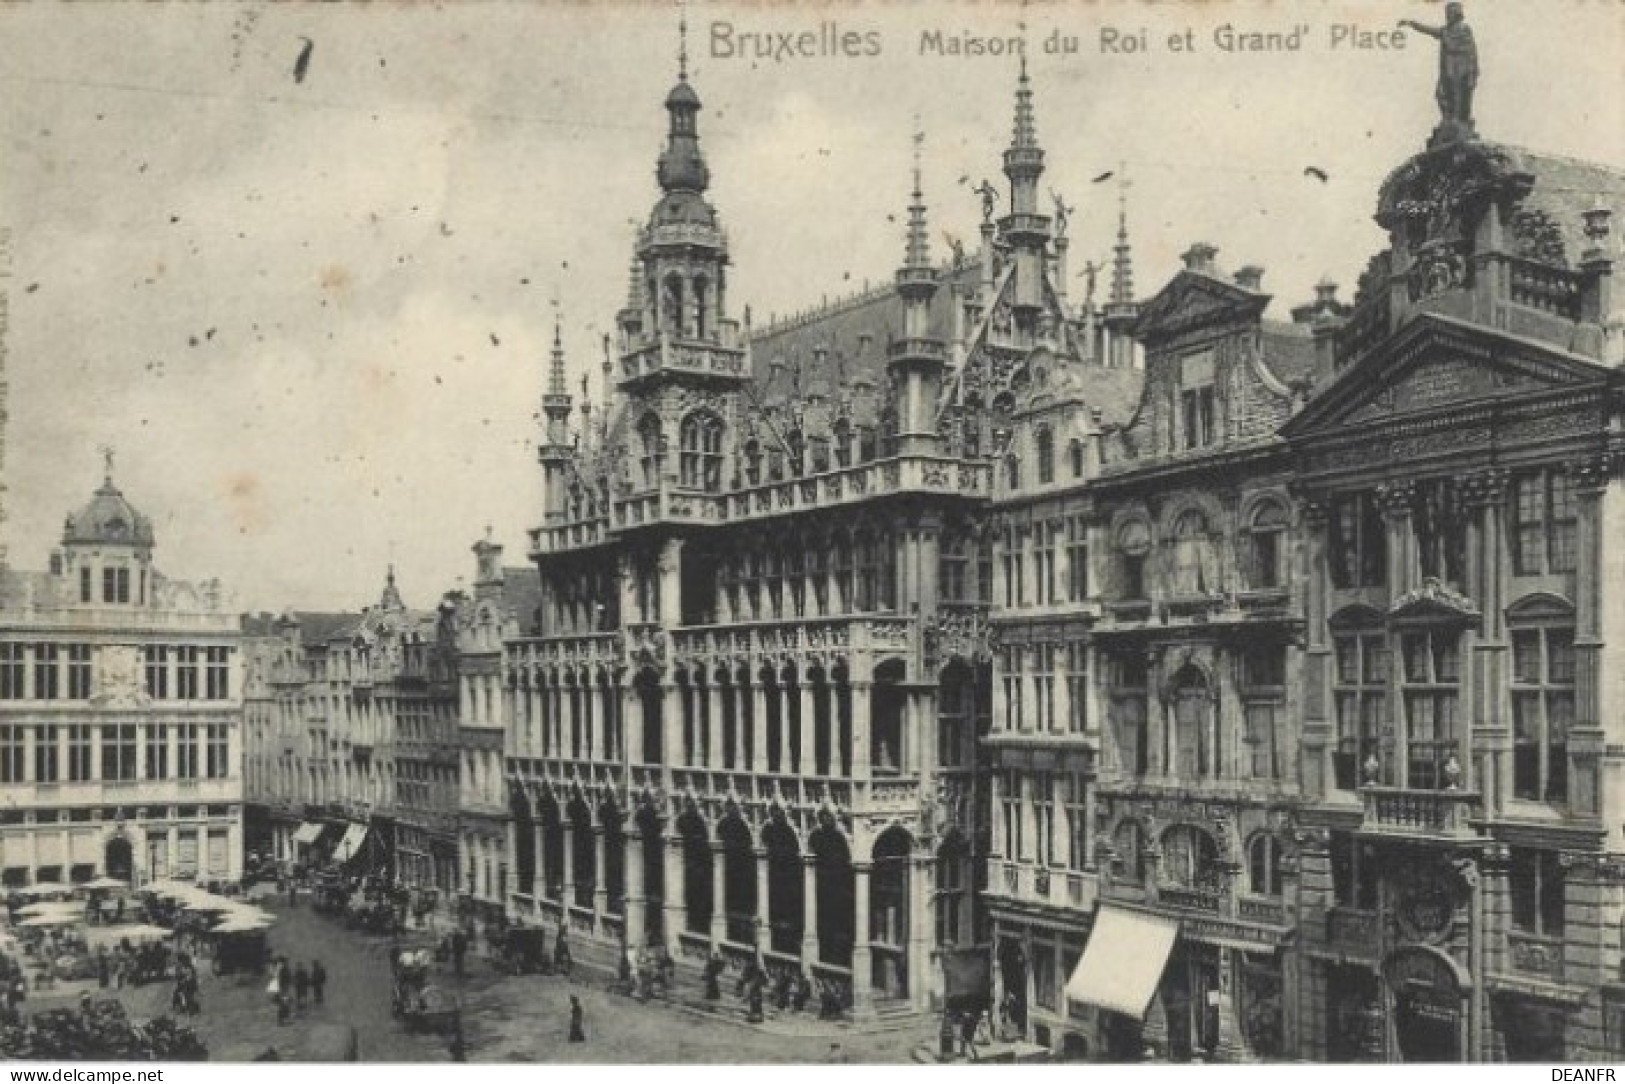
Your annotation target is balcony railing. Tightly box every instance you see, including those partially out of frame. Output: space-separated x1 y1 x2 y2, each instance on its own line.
1238 897 1287 925
1361 786 1480 837
1158 884 1223 914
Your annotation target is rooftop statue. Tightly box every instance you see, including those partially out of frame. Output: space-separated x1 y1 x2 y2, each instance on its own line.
1400 2 1479 143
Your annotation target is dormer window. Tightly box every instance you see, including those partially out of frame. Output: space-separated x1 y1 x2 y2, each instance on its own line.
833 420 853 468
1179 350 1216 450
102 566 130 605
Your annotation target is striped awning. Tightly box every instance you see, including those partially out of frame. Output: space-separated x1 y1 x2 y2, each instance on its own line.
292 823 323 846
332 824 369 864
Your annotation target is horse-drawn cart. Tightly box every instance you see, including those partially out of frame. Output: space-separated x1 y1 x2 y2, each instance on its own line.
390 947 459 1035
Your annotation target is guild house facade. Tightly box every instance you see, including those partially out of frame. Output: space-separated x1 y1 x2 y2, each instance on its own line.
0 466 244 890
498 21 1625 1062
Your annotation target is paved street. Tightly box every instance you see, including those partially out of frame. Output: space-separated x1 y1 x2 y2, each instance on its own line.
106 901 921 1063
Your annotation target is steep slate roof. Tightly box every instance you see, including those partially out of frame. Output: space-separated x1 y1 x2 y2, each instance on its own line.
1512 148 1625 266
1074 364 1145 428
1260 320 1323 389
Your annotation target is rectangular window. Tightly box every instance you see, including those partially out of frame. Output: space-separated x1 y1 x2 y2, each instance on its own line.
1034 522 1058 605
67 645 92 700
66 725 93 782
175 647 200 700
1035 645 1056 733
1000 769 1023 861
177 724 199 780
206 724 230 779
1243 703 1279 780
205 647 230 700
1066 516 1089 602
1033 773 1055 867
938 538 969 605
939 674 968 770
99 725 137 782
1329 491 1387 588
0 644 24 700
145 725 169 781
1512 627 1573 803
0 726 24 784
1333 632 1387 790
1402 631 1460 790
1066 643 1089 734
1330 831 1378 910
1001 645 1025 731
1032 944 1057 1011
79 566 92 603
1510 848 1565 937
144 646 169 700
1110 654 1149 776
35 726 58 783
1513 469 1578 576
1180 386 1216 449
1064 773 1089 871
33 645 60 701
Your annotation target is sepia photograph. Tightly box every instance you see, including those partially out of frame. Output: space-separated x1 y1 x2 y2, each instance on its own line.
0 0 1623 1067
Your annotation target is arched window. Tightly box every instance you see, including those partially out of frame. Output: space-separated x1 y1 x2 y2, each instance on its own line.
679 412 724 491
1070 439 1085 479
637 414 663 488
1160 824 1220 890
1248 500 1289 590
692 275 709 340
1036 426 1055 485
1117 520 1151 600
1247 834 1284 897
1171 509 1212 595
786 429 806 477
663 275 685 336
1171 665 1217 778
1005 454 1021 490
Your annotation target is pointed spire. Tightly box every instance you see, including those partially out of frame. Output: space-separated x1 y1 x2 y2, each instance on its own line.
658 2 708 195
1110 172 1134 304
1012 50 1038 153
904 125 931 270
548 323 568 396
678 0 689 81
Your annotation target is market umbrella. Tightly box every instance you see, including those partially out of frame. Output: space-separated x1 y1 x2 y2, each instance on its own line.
84 924 172 947
212 917 272 935
15 884 69 898
83 876 128 891
19 912 81 927
16 901 84 917
143 880 200 899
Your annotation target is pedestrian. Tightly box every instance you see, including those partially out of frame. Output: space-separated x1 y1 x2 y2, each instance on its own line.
311 959 327 1005
449 1013 467 1062
567 995 585 1043
553 925 571 978
450 928 467 978
958 1010 981 1061
277 957 292 995
292 962 309 1008
96 947 109 989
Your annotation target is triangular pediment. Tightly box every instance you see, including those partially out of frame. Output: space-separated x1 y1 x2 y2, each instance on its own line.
1283 313 1616 439
1133 271 1269 341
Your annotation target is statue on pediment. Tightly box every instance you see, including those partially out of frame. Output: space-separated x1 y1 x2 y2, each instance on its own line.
1400 3 1478 144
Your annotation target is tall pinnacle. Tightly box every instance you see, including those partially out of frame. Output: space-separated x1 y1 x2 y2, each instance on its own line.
658 10 709 195
1012 52 1038 153
548 323 568 396
904 128 931 270
1110 177 1134 304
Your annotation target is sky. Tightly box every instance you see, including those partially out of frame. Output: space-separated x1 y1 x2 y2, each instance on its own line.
1 0 1621 613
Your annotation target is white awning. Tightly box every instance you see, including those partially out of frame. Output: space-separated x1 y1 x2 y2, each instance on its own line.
1065 906 1180 1019
333 824 369 863
292 823 323 846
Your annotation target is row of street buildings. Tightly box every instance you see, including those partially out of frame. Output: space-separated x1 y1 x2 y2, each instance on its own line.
3 25 1625 1063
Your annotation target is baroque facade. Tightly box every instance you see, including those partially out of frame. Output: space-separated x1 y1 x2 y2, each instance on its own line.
0 467 243 889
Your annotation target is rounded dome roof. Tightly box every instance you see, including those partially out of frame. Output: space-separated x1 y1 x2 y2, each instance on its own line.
63 479 154 548
665 78 701 110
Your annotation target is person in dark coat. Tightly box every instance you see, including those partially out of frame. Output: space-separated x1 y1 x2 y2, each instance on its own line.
702 953 723 1001
450 928 467 977
553 926 571 977
567 995 585 1042
310 959 326 1005
292 963 309 1008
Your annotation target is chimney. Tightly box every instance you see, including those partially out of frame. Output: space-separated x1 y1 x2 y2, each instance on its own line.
1233 265 1264 292
1581 205 1614 331
1181 243 1219 276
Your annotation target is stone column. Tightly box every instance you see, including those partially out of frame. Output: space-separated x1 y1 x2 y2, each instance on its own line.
663 834 686 954
851 681 873 782
658 538 685 625
625 827 647 948
560 823 576 910
799 682 817 778
853 862 873 1012
802 854 820 968
755 848 772 952
662 683 683 774
624 679 643 766
593 825 609 920
909 852 932 1009
751 682 770 774
710 842 729 947
705 680 722 771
